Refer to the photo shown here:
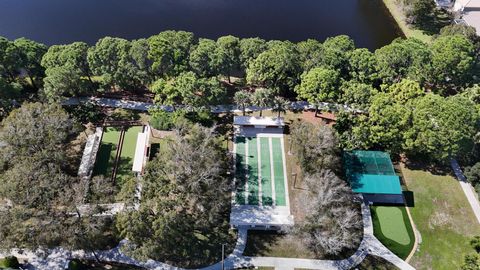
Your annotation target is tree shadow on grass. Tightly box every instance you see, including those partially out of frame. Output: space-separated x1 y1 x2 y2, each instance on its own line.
356 255 399 270
114 156 133 188
152 218 237 268
92 144 113 176
243 230 282 257
403 156 451 176
414 9 452 35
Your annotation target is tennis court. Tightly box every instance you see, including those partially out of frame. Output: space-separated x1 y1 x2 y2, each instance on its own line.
234 135 288 207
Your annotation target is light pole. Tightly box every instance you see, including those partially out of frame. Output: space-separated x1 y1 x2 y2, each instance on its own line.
221 243 226 270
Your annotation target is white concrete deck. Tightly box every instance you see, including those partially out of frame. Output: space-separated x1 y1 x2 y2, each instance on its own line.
461 0 480 35
233 116 285 127
230 205 294 227
132 132 148 173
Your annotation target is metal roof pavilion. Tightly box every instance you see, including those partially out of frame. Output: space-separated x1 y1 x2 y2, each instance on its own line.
344 150 403 195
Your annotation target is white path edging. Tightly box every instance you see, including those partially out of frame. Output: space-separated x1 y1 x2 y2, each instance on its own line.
2 182 416 270
1 198 416 270
77 127 103 202
450 158 480 224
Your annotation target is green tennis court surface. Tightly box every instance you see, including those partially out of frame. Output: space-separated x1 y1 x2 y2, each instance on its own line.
234 136 288 207
344 150 402 195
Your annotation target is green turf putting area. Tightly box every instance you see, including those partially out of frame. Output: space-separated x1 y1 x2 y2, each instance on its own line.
371 206 415 259
234 135 288 207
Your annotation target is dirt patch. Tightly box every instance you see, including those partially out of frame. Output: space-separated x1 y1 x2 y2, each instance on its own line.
301 111 336 126
65 131 89 175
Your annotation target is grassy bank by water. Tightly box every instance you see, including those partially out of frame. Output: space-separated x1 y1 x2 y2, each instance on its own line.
381 0 432 43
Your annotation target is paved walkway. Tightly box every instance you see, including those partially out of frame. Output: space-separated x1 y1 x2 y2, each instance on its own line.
450 158 480 224
64 97 364 114
222 200 414 270
456 0 480 35
1 198 415 270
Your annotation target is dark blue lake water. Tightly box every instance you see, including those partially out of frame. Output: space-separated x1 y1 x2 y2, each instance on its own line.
0 0 402 49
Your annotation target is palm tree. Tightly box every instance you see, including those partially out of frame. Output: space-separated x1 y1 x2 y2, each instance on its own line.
234 90 251 116
252 88 274 117
272 96 289 118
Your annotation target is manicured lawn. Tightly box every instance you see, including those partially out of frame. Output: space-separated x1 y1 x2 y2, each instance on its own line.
120 126 143 160
92 127 121 177
92 126 143 186
115 126 143 185
402 165 480 269
371 206 415 259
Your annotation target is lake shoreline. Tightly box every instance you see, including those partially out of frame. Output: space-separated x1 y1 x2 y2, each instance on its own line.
380 0 432 42
0 0 401 49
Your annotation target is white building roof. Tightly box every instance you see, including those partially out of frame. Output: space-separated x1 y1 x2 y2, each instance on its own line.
132 132 148 172
233 116 285 127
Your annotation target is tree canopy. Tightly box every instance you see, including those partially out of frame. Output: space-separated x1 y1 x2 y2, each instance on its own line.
246 41 301 94
148 30 195 78
0 102 115 253
295 67 340 105
116 125 234 267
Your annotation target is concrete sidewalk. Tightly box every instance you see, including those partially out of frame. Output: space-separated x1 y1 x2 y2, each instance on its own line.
451 158 480 224
63 97 364 114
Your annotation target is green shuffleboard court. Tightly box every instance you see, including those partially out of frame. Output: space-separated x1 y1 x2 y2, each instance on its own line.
271 138 286 206
247 137 259 205
260 138 273 206
234 136 288 207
